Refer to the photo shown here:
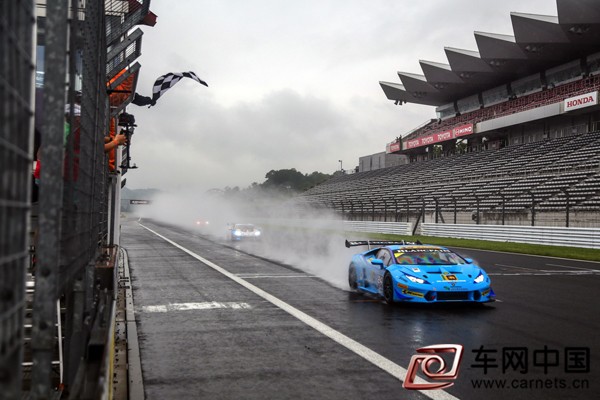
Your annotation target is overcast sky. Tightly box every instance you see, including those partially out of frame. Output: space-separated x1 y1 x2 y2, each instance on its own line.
126 0 558 191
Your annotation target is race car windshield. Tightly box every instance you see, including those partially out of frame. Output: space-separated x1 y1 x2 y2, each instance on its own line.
394 250 466 265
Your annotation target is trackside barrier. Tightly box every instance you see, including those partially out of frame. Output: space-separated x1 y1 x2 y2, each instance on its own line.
421 223 600 249
343 221 412 236
256 218 412 236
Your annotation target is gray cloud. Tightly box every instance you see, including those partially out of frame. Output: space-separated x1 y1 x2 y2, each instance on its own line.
127 0 557 191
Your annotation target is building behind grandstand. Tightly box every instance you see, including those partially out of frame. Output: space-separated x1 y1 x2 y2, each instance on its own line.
300 0 600 229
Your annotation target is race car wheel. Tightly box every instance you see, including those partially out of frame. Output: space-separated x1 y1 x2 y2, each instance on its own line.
348 265 358 290
383 273 394 304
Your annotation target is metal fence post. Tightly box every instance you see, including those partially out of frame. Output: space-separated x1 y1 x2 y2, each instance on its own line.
406 197 410 223
371 200 375 221
422 197 425 223
501 194 505 225
476 196 480 225
565 190 570 228
360 201 364 221
453 196 457 224
383 199 388 222
394 199 398 222
530 191 536 227
434 197 439 224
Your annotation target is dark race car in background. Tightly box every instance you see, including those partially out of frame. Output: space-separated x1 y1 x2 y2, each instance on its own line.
194 218 210 228
346 240 495 304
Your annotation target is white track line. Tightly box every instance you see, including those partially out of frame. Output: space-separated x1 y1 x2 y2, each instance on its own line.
494 263 538 271
237 274 317 279
545 263 600 272
488 271 597 276
449 246 600 264
139 223 459 400
494 264 600 274
142 302 252 313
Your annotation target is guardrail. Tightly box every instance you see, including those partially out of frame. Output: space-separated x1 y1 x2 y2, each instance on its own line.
421 223 600 249
258 218 412 236
343 221 412 236
258 218 599 248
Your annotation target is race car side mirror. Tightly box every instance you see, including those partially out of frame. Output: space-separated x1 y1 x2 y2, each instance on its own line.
370 259 384 267
464 258 473 264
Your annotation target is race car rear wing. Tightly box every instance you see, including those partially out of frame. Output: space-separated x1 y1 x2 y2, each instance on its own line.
345 239 422 249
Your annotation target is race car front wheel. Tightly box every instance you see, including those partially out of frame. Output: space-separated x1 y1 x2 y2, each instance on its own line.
348 265 358 290
383 273 394 304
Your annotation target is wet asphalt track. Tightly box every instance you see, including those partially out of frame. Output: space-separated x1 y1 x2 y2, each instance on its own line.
121 218 600 400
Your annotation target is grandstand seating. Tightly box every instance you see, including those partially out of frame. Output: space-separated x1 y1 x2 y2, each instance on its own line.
299 131 600 223
401 75 600 143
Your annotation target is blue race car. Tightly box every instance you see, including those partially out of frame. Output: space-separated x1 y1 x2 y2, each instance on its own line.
346 240 495 304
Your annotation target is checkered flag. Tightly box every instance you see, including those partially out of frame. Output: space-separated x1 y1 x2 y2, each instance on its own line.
151 71 208 105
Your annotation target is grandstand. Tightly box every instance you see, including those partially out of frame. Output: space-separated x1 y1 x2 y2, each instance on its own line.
299 0 600 229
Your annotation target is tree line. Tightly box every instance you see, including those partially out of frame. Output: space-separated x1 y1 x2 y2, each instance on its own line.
223 168 332 195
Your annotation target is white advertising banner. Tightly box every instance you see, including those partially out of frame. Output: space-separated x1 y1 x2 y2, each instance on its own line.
564 91 598 112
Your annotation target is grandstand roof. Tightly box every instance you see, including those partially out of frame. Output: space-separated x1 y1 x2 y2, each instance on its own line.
380 0 600 107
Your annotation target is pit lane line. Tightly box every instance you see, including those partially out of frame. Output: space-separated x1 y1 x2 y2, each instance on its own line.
236 273 317 279
139 223 459 400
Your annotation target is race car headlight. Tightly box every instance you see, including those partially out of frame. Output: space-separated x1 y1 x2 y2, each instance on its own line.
404 274 425 284
474 273 485 284
234 229 242 236
255 231 261 236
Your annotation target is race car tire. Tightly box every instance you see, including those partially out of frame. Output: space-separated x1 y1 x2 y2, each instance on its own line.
348 265 358 290
383 273 394 304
